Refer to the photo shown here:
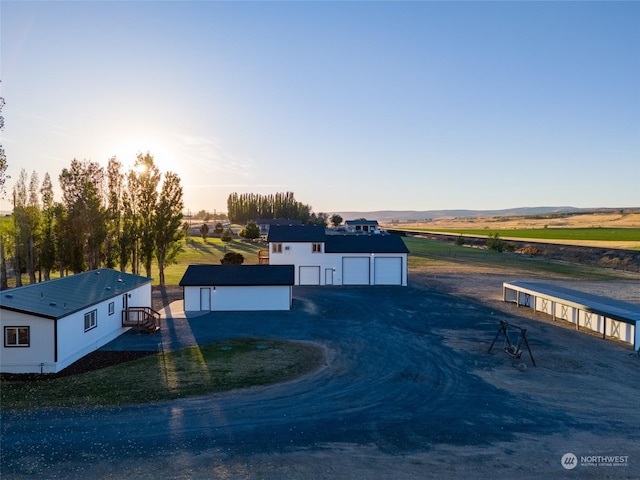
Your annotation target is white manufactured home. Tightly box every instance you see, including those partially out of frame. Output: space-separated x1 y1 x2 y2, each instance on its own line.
266 225 409 286
180 264 295 312
0 269 153 374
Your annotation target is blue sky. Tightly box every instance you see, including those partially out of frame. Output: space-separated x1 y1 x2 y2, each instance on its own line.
2 1 639 214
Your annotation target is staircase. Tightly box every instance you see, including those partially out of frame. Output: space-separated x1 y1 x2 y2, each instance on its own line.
122 307 161 333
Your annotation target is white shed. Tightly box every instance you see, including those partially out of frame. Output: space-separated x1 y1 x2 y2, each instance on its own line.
179 264 295 312
0 269 153 374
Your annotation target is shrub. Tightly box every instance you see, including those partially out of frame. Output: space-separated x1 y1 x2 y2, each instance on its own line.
486 233 505 252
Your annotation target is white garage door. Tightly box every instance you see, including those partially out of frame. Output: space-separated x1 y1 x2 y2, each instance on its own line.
342 257 370 285
374 257 402 285
299 266 321 285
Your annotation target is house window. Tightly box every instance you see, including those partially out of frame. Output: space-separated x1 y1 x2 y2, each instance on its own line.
4 326 30 347
84 310 97 332
272 243 283 254
312 243 322 253
108 302 115 315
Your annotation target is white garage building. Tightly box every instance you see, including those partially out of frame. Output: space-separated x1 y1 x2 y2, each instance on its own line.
0 269 153 374
179 264 295 312
267 225 409 286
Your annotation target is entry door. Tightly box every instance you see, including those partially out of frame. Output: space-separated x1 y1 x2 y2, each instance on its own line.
325 268 334 285
200 288 211 311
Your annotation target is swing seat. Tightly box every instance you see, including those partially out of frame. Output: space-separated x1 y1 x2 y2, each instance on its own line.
504 345 522 358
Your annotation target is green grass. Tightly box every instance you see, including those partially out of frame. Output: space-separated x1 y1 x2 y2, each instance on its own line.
403 237 634 280
404 227 640 242
0 338 325 410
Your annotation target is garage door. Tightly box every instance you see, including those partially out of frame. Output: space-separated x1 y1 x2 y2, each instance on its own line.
299 266 321 285
374 257 402 285
342 257 370 285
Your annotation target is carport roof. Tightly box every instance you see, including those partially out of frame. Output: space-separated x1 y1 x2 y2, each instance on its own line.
267 224 327 242
0 268 152 320
180 264 295 286
325 235 409 253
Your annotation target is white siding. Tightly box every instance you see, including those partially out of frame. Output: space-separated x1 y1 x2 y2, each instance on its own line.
1 284 151 374
184 285 292 311
0 311 54 374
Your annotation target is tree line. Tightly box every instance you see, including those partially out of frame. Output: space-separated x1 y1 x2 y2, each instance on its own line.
1 153 184 288
226 191 328 225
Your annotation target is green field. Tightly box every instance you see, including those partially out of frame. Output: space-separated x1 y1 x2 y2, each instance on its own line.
403 227 640 242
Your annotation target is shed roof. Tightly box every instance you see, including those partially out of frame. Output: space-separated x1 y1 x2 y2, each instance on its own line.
267 224 327 243
0 269 152 320
179 264 295 286
345 220 379 226
325 235 409 254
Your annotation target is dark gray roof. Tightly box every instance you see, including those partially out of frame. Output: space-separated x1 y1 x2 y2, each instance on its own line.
345 220 379 226
325 235 409 254
0 269 152 320
267 224 327 243
179 264 295 286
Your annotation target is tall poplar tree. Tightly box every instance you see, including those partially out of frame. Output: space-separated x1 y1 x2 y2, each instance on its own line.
154 171 184 286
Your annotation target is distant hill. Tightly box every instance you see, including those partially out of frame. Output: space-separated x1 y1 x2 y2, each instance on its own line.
335 207 596 223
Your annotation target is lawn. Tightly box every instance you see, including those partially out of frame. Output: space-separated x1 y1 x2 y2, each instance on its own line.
0 338 325 410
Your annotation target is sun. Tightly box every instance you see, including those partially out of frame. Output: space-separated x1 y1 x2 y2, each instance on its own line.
111 137 178 176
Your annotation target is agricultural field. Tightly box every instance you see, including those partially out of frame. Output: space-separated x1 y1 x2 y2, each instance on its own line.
385 210 640 249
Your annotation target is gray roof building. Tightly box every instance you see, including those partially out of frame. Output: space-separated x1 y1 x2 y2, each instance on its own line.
0 269 152 320
180 264 295 286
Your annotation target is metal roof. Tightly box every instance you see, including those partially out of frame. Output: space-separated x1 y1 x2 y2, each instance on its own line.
267 224 327 243
0 269 152 320
179 264 295 286
345 220 379 226
504 281 640 325
325 234 410 254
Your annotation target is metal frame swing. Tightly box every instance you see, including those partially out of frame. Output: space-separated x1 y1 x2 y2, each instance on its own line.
488 319 536 367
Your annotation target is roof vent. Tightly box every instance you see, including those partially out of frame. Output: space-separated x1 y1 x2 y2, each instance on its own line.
5 294 13 298
49 302 56 306
117 278 123 283
106 286 111 290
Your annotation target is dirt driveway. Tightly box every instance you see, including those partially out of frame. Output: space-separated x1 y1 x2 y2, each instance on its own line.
2 270 639 479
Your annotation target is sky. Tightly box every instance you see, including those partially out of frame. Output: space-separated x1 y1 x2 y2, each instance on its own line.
1 0 639 215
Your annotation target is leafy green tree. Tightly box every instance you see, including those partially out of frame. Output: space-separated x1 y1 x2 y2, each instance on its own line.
105 157 124 270
154 171 184 286
240 221 260 241
39 173 56 280
486 233 505 252
133 152 161 278
221 227 234 247
330 214 343 227
59 159 106 273
214 222 224 235
12 169 28 286
220 251 244 264
200 223 209 241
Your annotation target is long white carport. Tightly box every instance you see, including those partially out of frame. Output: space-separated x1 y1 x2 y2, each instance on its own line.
503 281 640 351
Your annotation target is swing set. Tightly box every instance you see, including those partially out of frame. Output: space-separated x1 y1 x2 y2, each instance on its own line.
488 320 536 367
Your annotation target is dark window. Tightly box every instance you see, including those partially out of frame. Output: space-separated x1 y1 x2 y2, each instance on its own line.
84 310 97 332
5 326 30 347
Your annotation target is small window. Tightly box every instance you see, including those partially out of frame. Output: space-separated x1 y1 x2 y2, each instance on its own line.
84 310 97 332
272 243 283 254
108 302 115 315
312 243 322 253
5 326 30 347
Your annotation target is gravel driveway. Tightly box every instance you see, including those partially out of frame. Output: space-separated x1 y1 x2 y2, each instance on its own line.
2 276 639 479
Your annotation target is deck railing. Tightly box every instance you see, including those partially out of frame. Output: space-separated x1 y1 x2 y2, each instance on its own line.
122 307 161 333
